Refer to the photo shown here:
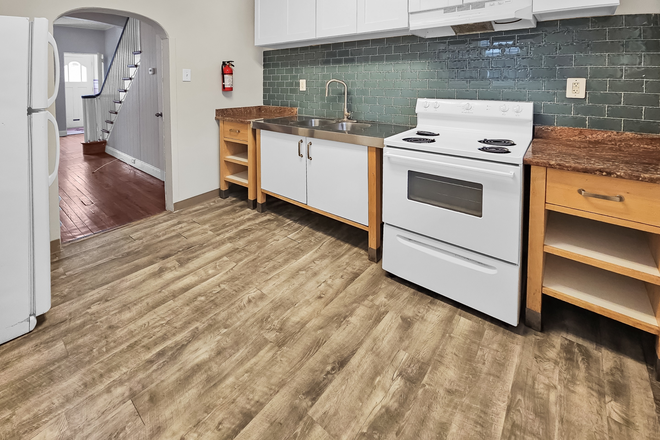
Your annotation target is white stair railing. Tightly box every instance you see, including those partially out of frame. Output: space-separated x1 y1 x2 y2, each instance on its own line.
82 18 141 143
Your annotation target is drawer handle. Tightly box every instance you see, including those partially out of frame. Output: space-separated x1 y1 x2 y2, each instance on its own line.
578 188 624 203
307 141 312 160
297 139 303 157
229 129 241 134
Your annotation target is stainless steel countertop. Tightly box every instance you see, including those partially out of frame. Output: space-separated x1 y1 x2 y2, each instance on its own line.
251 115 411 148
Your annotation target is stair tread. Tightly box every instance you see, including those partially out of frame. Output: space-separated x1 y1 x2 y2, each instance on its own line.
113 100 122 104
105 120 114 124
128 64 138 68
122 77 132 81
101 129 110 133
133 50 142 55
118 89 127 93
109 110 118 114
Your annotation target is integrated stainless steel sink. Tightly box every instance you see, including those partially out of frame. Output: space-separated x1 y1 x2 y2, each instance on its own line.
293 118 332 127
325 121 372 131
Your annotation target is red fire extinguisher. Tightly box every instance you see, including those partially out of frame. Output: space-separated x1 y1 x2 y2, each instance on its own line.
222 61 234 91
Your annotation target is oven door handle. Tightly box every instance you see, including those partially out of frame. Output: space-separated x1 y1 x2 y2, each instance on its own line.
384 152 515 178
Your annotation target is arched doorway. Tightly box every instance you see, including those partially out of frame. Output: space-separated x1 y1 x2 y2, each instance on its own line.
54 8 173 242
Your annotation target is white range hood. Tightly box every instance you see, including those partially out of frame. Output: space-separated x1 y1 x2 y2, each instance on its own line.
409 0 536 38
533 0 619 21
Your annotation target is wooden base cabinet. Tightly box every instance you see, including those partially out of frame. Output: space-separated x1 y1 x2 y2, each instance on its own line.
219 120 257 208
526 166 660 380
258 130 382 261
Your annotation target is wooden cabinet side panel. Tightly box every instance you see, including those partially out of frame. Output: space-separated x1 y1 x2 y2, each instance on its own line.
368 147 382 261
526 166 548 330
219 121 229 191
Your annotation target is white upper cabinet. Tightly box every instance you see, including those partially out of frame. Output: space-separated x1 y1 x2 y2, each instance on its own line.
255 0 409 47
317 0 358 38
255 0 316 46
358 0 409 33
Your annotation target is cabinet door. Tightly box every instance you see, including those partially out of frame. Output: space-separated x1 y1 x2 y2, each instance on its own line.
317 0 357 38
260 131 307 204
306 138 368 225
357 0 409 33
255 0 316 46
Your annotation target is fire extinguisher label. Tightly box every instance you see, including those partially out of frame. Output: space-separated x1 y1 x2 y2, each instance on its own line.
225 75 233 88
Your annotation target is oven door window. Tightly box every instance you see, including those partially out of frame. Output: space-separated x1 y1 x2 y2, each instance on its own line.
407 171 483 217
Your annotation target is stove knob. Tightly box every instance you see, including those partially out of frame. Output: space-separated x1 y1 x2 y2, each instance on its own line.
462 102 472 111
500 104 509 112
423 100 430 108
513 105 522 113
433 101 440 109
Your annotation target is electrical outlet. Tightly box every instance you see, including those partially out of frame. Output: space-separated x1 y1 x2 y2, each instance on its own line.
300 79 306 91
182 69 191 82
566 78 586 99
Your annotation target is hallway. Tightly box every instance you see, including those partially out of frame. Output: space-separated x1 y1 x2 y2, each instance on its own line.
58 134 165 242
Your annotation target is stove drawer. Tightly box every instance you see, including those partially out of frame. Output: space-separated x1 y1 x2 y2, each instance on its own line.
382 224 521 326
546 169 660 229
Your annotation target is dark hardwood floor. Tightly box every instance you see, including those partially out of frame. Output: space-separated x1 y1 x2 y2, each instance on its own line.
58 134 165 243
1 191 659 439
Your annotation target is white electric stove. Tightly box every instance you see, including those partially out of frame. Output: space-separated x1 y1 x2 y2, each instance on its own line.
382 98 534 326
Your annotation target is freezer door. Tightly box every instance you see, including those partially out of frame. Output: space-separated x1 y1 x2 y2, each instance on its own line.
30 17 59 109
0 16 32 341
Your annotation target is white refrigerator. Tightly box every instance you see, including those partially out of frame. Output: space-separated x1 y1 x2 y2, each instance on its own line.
0 16 60 344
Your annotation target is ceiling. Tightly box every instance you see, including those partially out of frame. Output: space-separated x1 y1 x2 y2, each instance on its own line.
54 16 123 31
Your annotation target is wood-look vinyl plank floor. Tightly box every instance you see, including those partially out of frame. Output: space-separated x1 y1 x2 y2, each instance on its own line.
1 193 659 439
58 134 165 243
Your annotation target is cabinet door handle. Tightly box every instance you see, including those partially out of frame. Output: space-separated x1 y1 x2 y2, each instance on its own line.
307 141 312 160
297 139 303 157
229 129 241 134
577 188 624 202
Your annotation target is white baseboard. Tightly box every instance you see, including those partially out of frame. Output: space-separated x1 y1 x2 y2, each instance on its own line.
105 145 165 181
59 130 67 136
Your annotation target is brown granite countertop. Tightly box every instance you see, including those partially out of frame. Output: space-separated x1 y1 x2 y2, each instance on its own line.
215 106 297 123
524 126 660 184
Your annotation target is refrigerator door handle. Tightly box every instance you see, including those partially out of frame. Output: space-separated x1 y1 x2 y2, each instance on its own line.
46 32 59 108
45 111 60 186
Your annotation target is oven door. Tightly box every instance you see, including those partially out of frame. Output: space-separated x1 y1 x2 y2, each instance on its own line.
383 146 523 264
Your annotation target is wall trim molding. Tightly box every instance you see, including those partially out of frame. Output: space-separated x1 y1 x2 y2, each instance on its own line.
173 189 218 211
58 130 67 136
50 239 61 254
105 145 165 181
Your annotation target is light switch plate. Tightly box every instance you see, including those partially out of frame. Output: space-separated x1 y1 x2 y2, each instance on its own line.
300 79 306 91
566 78 586 98
183 69 191 82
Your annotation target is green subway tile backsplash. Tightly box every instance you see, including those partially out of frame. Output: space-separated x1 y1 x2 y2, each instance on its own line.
263 14 660 133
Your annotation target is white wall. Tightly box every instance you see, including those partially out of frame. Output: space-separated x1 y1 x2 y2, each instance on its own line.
616 0 660 14
0 0 264 242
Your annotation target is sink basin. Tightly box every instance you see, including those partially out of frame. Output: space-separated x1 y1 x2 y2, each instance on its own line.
293 118 333 127
325 121 372 131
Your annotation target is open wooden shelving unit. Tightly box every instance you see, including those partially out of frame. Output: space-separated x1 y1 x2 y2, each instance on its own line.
526 166 660 380
219 120 257 208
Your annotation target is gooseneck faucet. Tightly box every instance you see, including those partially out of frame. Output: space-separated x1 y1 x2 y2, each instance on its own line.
325 79 351 121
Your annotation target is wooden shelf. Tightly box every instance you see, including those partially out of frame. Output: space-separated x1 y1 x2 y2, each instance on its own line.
545 211 660 285
225 170 249 187
543 254 659 334
225 151 248 165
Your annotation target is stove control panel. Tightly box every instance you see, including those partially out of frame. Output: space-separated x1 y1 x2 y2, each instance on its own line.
416 98 534 122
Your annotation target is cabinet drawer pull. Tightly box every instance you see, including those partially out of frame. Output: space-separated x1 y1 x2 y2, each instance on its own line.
229 129 241 134
577 188 624 202
307 141 312 160
297 139 303 157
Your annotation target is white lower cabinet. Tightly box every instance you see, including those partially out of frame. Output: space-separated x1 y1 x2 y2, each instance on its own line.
260 130 368 225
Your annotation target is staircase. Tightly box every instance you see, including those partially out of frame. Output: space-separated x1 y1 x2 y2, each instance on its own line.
82 18 141 143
